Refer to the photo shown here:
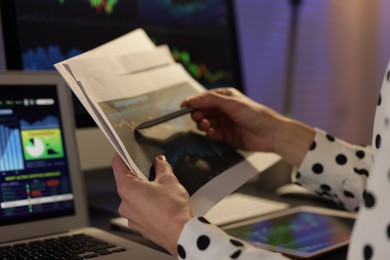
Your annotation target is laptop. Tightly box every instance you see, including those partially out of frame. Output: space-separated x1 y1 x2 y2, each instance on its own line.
0 71 173 259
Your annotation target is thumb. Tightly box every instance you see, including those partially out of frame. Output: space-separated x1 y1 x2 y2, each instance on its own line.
153 155 177 182
187 90 236 114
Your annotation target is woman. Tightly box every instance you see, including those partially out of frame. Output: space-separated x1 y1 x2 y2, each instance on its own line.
112 61 390 259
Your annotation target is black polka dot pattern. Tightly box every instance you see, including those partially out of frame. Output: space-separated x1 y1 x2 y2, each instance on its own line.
312 163 324 174
198 217 211 224
230 250 242 259
336 154 347 165
310 141 316 150
356 150 365 159
176 64 390 259
178 244 186 259
343 190 355 198
326 134 335 142
375 134 381 149
354 167 369 177
298 130 373 211
363 191 375 208
197 235 210 250
363 244 373 260
230 239 244 247
320 184 331 191
387 224 390 240
296 128 375 214
287 66 390 259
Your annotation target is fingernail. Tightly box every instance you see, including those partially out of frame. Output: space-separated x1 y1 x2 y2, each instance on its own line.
157 155 166 161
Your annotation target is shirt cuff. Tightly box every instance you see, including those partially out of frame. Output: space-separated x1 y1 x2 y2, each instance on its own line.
294 128 372 211
177 216 289 259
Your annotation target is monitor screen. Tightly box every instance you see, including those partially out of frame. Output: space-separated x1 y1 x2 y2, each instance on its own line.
0 0 243 128
0 83 75 226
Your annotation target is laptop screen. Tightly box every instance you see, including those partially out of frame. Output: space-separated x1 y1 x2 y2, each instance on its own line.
0 83 75 226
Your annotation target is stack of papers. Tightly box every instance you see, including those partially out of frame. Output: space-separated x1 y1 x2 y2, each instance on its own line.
55 29 280 215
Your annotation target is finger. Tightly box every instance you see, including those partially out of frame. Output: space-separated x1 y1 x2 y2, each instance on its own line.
187 91 236 114
181 92 204 107
180 99 190 108
112 153 137 187
182 87 239 108
195 119 224 142
153 155 177 182
191 109 218 123
206 127 224 142
214 88 235 96
197 118 211 131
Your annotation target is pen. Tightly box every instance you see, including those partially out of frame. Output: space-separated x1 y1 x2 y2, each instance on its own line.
135 106 195 130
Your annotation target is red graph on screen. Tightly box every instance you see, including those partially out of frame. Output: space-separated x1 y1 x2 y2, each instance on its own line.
89 0 119 14
171 48 233 84
57 0 119 14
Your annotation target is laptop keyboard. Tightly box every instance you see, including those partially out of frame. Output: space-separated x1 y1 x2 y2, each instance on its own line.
0 233 127 259
204 193 290 226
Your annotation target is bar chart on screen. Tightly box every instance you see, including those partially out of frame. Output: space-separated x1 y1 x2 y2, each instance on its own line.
0 125 24 171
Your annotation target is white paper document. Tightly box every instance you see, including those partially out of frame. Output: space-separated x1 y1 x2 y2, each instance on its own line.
55 28 280 216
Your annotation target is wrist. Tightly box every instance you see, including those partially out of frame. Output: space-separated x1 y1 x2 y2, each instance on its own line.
273 117 315 167
166 213 194 257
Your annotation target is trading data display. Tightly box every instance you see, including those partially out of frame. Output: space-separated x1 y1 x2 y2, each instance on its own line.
0 85 74 226
11 0 240 89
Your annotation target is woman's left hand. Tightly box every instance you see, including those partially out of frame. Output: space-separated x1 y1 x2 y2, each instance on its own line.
112 153 194 257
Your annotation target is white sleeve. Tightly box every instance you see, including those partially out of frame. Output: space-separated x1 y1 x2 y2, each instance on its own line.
293 128 373 212
177 217 290 260
347 60 390 259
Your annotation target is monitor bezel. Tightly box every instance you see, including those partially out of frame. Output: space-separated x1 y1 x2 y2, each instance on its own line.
0 71 89 243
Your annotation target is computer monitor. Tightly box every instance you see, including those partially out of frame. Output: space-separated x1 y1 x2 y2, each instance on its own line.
0 0 243 127
0 0 243 170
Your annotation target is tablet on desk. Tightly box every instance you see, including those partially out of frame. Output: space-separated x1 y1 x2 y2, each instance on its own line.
222 206 355 259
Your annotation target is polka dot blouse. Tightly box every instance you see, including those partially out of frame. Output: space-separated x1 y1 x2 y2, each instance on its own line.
177 62 390 260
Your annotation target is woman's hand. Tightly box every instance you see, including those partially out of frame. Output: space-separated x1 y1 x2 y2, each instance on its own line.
182 88 315 167
112 154 194 256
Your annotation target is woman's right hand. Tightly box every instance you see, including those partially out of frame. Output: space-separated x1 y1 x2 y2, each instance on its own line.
182 88 315 167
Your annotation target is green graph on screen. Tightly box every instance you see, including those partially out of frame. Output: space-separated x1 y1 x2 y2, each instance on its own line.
57 0 119 14
171 48 233 84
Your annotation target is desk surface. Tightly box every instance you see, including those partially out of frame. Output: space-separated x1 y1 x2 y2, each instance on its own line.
84 166 348 260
